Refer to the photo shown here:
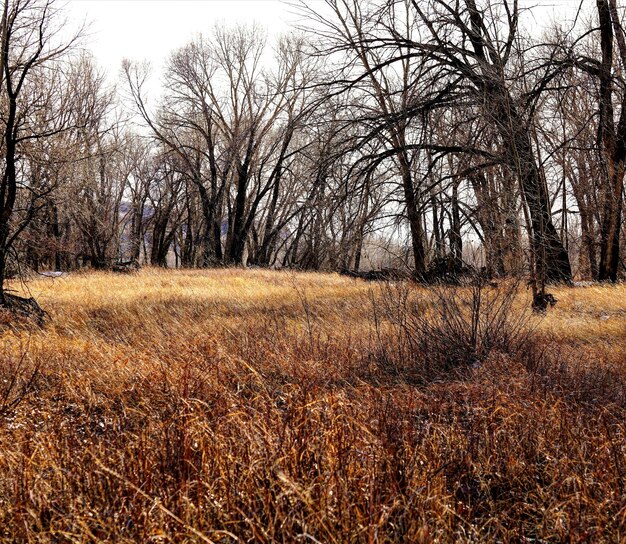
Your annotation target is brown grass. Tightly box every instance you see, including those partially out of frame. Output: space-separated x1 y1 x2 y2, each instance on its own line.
0 268 624 542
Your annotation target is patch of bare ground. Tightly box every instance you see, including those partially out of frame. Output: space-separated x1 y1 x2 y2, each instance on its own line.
0 269 623 542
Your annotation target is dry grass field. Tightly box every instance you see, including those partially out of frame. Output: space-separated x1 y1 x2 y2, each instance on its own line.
0 268 624 542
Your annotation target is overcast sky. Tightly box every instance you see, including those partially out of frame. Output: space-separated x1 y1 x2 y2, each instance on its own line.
64 0 585 89
65 0 296 82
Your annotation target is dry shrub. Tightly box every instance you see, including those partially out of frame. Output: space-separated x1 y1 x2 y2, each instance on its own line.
375 279 537 379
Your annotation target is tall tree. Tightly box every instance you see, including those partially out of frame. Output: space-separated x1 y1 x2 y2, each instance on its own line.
0 0 81 305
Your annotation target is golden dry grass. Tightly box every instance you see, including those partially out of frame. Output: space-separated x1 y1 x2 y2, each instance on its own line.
0 268 624 542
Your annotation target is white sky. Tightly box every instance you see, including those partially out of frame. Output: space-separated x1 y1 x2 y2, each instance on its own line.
65 0 296 83
64 0 586 90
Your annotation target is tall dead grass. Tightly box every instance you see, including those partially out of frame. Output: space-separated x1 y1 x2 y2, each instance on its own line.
0 268 623 542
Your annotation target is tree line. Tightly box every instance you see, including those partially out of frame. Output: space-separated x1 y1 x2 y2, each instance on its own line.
1 0 625 306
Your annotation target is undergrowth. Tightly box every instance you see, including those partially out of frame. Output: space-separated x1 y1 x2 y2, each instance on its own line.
0 268 623 542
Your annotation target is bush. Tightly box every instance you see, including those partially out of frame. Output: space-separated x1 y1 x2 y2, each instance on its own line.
376 278 537 378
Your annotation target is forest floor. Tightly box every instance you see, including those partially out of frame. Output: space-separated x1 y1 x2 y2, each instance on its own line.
0 268 624 542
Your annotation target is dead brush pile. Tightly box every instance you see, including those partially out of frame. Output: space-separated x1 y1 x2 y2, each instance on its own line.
0 269 623 542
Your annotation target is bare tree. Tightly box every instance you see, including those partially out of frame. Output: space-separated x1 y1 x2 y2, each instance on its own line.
125 25 318 267
567 0 626 281
0 0 81 307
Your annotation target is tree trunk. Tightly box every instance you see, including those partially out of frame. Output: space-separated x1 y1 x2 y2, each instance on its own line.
594 0 625 281
399 160 426 278
450 180 463 266
490 91 572 282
